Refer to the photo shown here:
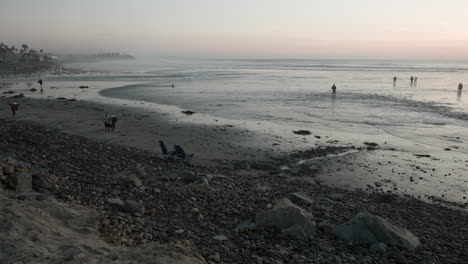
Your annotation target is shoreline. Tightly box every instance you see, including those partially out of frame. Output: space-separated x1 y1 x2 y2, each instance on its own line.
0 117 466 263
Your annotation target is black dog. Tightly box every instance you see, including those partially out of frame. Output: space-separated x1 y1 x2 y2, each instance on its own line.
104 121 113 131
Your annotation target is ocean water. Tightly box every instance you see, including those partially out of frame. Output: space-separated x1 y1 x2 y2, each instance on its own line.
2 58 468 202
97 59 468 147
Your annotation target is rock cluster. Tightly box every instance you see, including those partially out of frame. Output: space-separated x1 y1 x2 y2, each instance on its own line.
0 119 466 263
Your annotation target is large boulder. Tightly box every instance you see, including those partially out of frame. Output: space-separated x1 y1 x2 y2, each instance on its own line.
256 198 316 240
332 213 421 249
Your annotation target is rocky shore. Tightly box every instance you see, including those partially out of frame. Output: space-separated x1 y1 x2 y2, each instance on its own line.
0 119 467 263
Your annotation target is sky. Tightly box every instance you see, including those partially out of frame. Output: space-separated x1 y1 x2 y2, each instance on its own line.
1 0 468 59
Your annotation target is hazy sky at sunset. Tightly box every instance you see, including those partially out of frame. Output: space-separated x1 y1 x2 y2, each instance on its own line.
2 0 468 59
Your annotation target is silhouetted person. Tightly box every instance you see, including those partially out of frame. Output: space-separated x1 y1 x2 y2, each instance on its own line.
410 76 414 86
458 83 463 93
8 102 19 116
38 79 43 92
331 84 337 94
414 76 418 83
172 84 175 88
393 76 397 83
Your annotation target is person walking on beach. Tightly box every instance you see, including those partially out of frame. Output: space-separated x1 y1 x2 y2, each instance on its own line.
410 76 414 86
111 114 118 131
38 79 43 92
8 102 19 116
104 114 113 131
331 84 337 94
393 76 397 86
458 83 463 93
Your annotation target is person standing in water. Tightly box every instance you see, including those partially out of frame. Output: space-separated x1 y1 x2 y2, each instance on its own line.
410 76 414 86
393 76 397 86
458 83 463 93
331 84 337 94
8 102 19 116
38 79 43 92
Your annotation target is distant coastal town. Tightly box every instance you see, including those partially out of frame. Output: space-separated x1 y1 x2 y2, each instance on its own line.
0 42 134 76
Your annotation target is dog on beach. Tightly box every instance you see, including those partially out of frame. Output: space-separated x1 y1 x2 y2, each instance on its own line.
104 121 113 131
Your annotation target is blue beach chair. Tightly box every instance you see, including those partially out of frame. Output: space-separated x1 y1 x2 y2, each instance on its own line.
173 145 194 162
159 140 194 162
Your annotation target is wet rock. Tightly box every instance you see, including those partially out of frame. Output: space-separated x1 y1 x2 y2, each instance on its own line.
181 110 195 115
79 86 89 89
284 191 314 205
235 220 257 232
107 198 124 207
332 213 420 249
123 200 145 216
363 142 379 147
212 235 228 241
30 88 37 92
256 198 316 240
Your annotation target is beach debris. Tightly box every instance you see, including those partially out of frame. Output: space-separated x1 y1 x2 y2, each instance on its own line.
181 110 195 115
293 130 312 135
363 142 379 147
256 198 316 240
332 212 421 249
79 86 89 89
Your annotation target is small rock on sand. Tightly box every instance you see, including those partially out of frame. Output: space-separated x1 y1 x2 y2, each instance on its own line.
293 130 312 136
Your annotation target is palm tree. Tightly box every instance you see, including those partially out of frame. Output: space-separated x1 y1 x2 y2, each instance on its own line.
20 44 29 54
